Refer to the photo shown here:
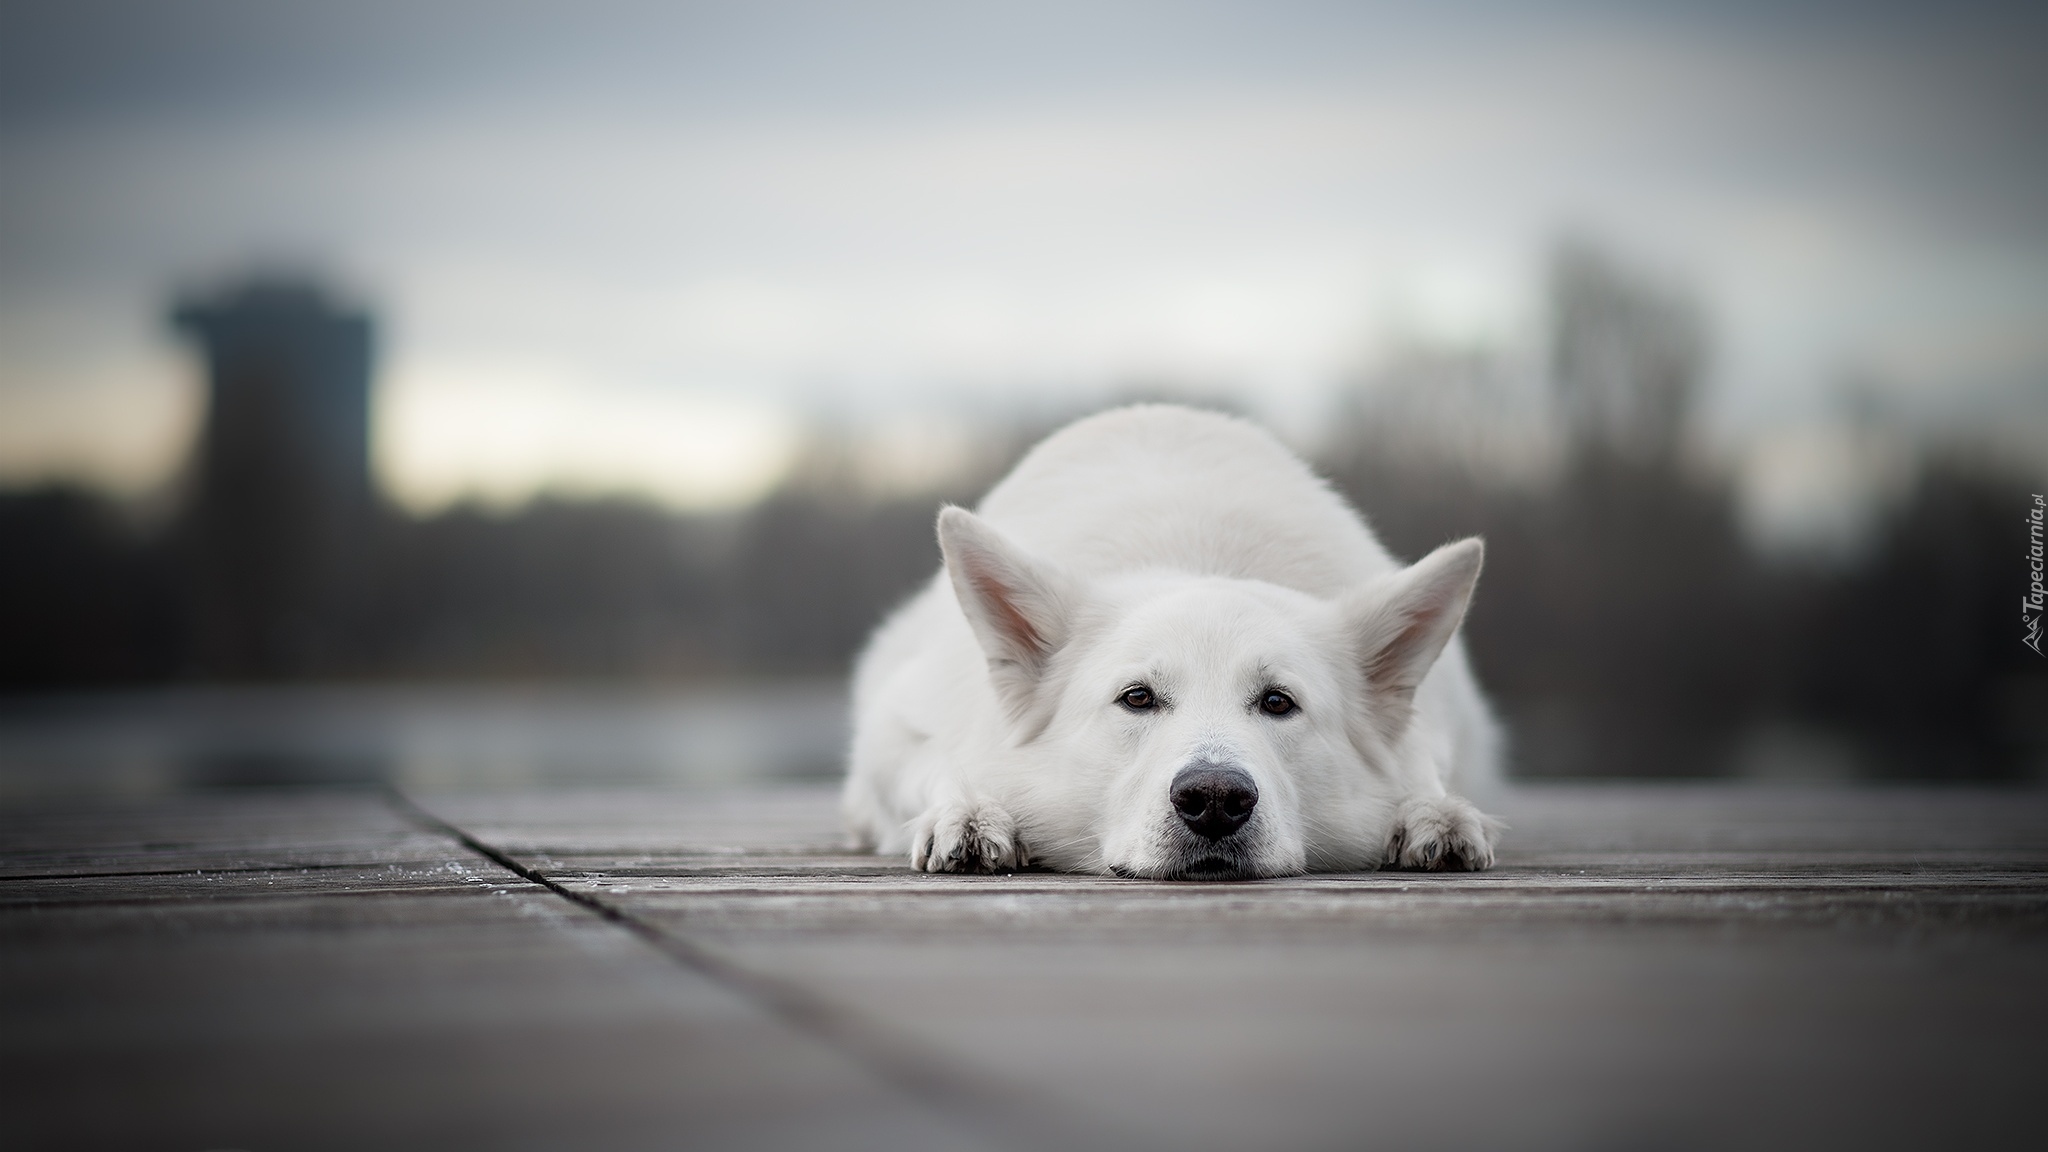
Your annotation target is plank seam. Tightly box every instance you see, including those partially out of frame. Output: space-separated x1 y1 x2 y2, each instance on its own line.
387 789 1089 1152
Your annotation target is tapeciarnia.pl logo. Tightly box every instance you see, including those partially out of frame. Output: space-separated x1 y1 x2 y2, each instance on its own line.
2027 494 2045 656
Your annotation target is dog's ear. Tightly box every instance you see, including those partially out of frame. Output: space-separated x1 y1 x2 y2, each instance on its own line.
937 506 1078 737
1341 538 1484 745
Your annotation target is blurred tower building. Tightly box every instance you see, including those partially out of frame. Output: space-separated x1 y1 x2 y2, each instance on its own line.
171 279 376 675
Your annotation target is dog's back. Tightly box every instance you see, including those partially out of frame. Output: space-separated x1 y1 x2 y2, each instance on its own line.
977 406 1397 596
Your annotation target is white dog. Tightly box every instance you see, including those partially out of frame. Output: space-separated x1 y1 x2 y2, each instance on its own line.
843 405 1501 878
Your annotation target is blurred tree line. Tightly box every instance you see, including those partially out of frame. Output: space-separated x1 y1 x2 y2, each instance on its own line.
1325 243 2045 779
0 478 970 684
1329 433 2043 779
1 252 2041 778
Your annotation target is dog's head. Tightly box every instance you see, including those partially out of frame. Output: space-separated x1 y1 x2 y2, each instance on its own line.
938 506 1483 879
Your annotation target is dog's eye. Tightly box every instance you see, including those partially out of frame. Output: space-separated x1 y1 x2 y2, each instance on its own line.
1259 689 1297 716
1118 685 1156 711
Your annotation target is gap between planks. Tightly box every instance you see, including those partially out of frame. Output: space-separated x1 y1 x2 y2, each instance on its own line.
384 787 1095 1152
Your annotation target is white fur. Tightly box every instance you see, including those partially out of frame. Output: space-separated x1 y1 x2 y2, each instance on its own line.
843 405 1502 878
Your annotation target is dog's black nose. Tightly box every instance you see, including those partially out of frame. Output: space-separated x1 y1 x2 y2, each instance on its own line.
1170 764 1258 841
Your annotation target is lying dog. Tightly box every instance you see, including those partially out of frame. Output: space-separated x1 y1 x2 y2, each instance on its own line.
843 405 1501 878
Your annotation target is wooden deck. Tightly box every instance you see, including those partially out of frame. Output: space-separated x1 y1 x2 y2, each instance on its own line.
4 783 2045 1150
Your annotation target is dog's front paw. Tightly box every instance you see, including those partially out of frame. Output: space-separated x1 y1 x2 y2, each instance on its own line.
909 801 1028 873
1386 794 1499 871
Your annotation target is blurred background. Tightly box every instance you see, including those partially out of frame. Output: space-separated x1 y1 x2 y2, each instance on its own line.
2 0 2044 796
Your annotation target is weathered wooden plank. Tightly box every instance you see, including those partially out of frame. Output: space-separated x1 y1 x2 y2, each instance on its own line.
0 790 457 877
518 851 906 878
531 846 2048 876
556 880 2048 953
424 787 848 856
432 783 2048 1151
0 858 531 908
668 924 2046 1151
2 888 996 1151
568 880 2047 1151
0 792 999 1152
1495 785 2048 853
540 854 2048 888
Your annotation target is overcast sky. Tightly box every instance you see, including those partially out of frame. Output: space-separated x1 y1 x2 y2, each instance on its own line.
2 1 2043 509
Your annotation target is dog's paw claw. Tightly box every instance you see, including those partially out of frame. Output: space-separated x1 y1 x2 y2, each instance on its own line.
1386 795 1498 871
908 802 1028 873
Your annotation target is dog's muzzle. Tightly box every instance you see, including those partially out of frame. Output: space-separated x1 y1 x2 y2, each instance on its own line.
1169 762 1258 841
